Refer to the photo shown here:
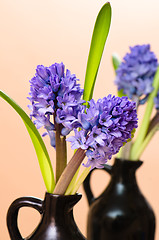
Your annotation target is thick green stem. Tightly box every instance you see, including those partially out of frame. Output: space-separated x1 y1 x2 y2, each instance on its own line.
65 166 81 195
55 124 67 183
118 141 133 160
146 111 159 136
130 67 159 160
70 167 91 195
130 101 153 160
53 148 86 195
134 123 159 160
135 111 159 159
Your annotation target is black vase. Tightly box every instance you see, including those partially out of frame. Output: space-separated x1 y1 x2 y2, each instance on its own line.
83 158 155 240
7 192 86 240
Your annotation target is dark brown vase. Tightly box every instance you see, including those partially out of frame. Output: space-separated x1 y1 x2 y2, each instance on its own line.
7 192 86 240
83 158 156 240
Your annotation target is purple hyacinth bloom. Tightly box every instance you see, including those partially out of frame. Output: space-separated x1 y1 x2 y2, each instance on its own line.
86 126 107 147
66 129 87 150
67 95 138 169
115 44 158 104
154 91 159 110
84 150 108 169
28 62 85 147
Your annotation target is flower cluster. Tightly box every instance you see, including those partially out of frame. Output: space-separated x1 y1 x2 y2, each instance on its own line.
112 44 159 161
28 62 85 147
115 44 158 104
28 62 138 170
67 95 138 169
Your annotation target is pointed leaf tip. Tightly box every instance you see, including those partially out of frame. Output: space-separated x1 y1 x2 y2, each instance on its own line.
83 2 112 103
112 53 121 71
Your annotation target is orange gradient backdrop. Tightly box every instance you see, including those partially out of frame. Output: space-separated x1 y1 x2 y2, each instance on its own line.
0 0 159 239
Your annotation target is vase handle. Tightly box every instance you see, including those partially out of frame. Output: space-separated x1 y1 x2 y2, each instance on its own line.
7 196 43 240
83 164 112 206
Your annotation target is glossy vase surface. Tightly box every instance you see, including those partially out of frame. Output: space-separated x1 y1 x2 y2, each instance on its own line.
7 192 86 240
83 158 155 240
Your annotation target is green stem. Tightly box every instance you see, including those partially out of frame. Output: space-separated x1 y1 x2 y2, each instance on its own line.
55 124 67 183
130 67 159 160
65 166 81 195
146 111 159 136
70 167 91 195
134 123 159 160
53 148 86 195
117 147 123 159
118 141 133 160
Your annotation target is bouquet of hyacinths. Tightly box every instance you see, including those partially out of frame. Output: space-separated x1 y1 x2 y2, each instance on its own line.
0 3 138 195
113 44 159 160
28 63 138 195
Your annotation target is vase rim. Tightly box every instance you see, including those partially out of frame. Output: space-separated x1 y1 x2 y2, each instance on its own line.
115 157 143 164
114 158 143 171
44 192 82 200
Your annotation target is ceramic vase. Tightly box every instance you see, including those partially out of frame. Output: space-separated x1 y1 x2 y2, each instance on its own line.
83 158 156 240
7 192 86 240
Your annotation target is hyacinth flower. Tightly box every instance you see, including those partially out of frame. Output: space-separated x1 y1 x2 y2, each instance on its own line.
1 2 138 195
53 94 138 194
27 62 138 195
28 62 85 182
113 44 159 160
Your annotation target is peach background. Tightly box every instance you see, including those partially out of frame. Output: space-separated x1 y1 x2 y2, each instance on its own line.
0 0 159 239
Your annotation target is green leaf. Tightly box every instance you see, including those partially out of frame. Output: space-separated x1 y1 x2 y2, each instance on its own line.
0 91 55 193
112 54 125 98
118 89 127 97
112 53 121 71
112 54 126 98
83 2 112 103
